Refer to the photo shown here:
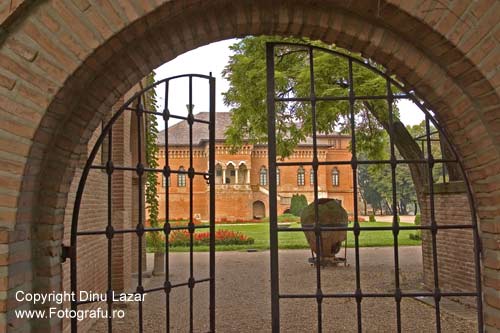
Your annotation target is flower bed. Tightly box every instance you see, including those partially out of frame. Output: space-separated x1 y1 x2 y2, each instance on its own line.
348 216 367 222
169 229 254 247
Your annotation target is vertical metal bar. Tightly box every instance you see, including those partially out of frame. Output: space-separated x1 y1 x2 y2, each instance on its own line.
106 127 113 333
188 75 195 333
164 81 171 333
209 74 216 333
348 59 362 332
425 115 442 332
308 46 322 333
266 42 280 333
386 79 402 333
461 169 484 332
136 96 145 333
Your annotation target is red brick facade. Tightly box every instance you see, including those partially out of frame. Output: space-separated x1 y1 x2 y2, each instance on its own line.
157 113 354 221
0 1 498 331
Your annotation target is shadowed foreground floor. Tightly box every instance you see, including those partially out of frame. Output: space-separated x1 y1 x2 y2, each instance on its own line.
89 247 477 332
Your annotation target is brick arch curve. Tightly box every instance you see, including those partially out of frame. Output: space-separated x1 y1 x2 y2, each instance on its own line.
0 0 498 331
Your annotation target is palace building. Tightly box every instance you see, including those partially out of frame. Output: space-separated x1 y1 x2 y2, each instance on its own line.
156 112 354 221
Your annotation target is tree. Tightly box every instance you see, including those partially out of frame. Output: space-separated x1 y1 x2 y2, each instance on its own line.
222 36 458 214
290 194 308 217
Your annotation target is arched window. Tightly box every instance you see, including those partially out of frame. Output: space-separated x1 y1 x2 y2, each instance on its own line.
226 163 235 184
178 166 186 187
297 167 305 186
276 168 280 186
259 166 267 186
332 168 339 186
215 164 223 184
238 163 248 184
310 168 315 185
162 175 170 187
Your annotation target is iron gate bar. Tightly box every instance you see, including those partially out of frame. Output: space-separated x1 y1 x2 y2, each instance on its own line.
75 225 210 236
308 46 324 333
188 75 194 332
209 73 216 333
275 94 411 102
106 126 113 332
386 75 403 332
425 114 442 332
279 291 479 299
266 42 280 333
135 96 145 333
70 73 216 332
277 224 475 232
89 165 211 176
125 107 212 124
163 79 171 333
266 42 483 333
274 158 459 167
348 58 363 333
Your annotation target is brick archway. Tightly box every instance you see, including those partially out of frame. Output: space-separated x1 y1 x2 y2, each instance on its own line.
0 1 498 331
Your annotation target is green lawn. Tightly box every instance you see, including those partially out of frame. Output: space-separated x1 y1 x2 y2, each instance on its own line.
167 222 421 252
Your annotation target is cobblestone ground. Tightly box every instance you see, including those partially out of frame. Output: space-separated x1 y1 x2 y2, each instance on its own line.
89 247 477 332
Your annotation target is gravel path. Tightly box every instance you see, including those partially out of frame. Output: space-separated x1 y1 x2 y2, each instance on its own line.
89 247 477 332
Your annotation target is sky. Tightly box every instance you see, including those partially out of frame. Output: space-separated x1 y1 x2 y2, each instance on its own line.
154 39 425 131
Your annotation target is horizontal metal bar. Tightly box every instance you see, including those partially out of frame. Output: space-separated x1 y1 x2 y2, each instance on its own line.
125 107 211 124
278 224 474 232
76 225 210 236
143 277 211 294
275 159 458 167
89 165 210 176
274 94 410 103
279 291 479 299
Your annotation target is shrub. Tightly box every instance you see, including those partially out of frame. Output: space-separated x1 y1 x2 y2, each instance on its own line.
409 232 421 241
290 194 308 217
414 214 421 225
369 214 376 222
169 229 254 247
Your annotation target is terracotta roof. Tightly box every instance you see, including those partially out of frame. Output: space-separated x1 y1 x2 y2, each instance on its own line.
157 111 345 146
157 112 232 146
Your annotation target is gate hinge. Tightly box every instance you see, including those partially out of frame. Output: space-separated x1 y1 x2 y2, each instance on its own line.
61 245 73 263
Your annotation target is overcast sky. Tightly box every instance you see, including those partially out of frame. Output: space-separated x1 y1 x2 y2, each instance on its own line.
154 39 424 131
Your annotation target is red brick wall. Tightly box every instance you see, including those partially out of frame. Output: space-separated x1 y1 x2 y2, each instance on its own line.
421 182 477 303
61 93 138 332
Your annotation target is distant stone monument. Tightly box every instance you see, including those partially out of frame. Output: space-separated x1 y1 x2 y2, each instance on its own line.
301 198 348 266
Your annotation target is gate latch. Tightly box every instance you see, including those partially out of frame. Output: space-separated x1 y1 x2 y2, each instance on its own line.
61 244 73 263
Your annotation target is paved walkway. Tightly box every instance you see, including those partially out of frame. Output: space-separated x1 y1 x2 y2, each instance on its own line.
90 247 476 332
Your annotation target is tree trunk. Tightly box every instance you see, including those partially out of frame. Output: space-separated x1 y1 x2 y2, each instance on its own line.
440 134 462 181
364 102 429 206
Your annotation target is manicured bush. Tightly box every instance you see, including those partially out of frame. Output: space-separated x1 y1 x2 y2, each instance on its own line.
409 214 422 240
290 194 308 217
409 233 421 240
369 214 376 222
169 229 254 247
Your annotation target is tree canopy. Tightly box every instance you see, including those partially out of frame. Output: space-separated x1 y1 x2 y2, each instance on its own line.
222 36 391 160
222 36 461 214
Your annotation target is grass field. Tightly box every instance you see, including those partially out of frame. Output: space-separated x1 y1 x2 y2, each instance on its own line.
166 221 421 252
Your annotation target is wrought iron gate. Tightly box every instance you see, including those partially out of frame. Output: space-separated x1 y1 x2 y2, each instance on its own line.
70 74 216 332
265 42 483 332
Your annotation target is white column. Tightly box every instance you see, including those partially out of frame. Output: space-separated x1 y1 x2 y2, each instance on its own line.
222 169 226 184
246 169 251 184
235 169 239 184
